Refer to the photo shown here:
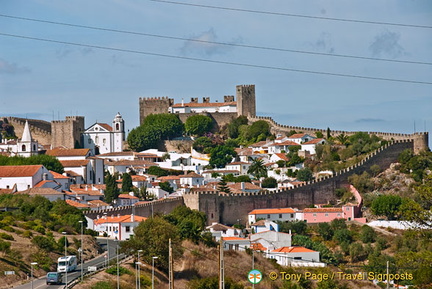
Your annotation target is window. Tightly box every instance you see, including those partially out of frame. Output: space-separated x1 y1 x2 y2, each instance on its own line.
325 213 328 217
126 226 130 232
116 123 119 130
313 213 317 217
22 144 26 151
279 214 282 218
103 138 106 145
33 144 36 151
290 214 294 218
267 214 270 218
95 136 99 143
346 207 350 211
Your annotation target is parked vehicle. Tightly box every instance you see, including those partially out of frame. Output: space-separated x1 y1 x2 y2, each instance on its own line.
57 255 77 273
46 272 63 285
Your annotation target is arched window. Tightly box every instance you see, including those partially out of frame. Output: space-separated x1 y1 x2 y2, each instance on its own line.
33 144 36 151
116 123 120 130
22 144 26 151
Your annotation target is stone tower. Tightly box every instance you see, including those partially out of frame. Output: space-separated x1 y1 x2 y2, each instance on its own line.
51 116 85 149
139 97 174 124
412 132 429 154
236 84 256 117
112 112 125 152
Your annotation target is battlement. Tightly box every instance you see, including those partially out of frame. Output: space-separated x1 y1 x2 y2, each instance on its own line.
139 96 173 102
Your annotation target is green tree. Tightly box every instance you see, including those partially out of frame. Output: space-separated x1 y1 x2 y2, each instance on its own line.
120 217 182 271
192 136 215 154
127 113 183 151
159 181 174 194
218 178 231 194
244 120 271 141
360 225 376 243
296 168 313 182
164 206 206 243
0 154 64 174
147 166 169 177
278 220 307 235
209 145 237 168
333 229 353 244
185 115 213 136
121 173 133 193
104 172 120 203
261 177 277 188
247 158 267 179
227 115 248 139
371 195 403 220
317 222 334 241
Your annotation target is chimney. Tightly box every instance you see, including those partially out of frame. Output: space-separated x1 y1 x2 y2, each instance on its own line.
241 182 245 191
131 213 134 222
43 173 48 181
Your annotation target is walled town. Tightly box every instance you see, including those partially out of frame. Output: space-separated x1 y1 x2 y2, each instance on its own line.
0 84 431 289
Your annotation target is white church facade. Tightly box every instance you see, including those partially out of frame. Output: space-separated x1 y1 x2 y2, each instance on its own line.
83 113 125 155
0 120 39 157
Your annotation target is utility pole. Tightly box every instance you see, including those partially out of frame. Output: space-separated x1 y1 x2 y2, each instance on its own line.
219 238 224 289
169 238 174 289
386 261 389 289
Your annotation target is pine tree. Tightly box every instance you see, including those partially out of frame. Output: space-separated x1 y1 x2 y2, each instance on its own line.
105 173 119 203
121 173 133 193
218 178 231 194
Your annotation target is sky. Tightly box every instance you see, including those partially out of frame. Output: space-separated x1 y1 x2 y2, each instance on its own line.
1 0 431 146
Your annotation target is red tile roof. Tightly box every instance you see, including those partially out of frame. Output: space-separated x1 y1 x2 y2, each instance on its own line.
228 182 261 191
60 160 90 167
18 188 64 195
118 194 139 199
0 165 42 177
172 101 236 108
222 237 247 241
66 199 90 208
249 208 296 215
94 215 147 224
272 246 316 253
180 172 203 178
288 133 307 139
49 170 69 179
302 138 325 145
273 153 289 161
269 140 299 146
47 148 90 157
98 123 113 132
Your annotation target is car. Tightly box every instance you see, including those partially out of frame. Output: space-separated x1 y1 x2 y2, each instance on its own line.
46 272 63 285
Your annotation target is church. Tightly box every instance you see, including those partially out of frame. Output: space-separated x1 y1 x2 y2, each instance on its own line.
0 120 40 157
82 113 125 155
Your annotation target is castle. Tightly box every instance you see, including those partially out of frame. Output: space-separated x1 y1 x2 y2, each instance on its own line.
139 84 256 128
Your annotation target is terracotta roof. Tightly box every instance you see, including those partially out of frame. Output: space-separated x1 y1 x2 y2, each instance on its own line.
303 207 343 213
46 148 90 157
0 188 13 194
94 214 147 224
272 246 316 253
207 223 234 231
158 175 181 181
88 200 110 208
0 165 42 177
202 170 240 174
273 153 289 161
249 208 296 215
251 243 267 251
131 175 147 182
60 160 90 167
249 141 269 148
228 182 261 191
302 138 325 145
171 101 236 108
66 199 90 208
118 194 139 199
98 123 113 132
49 170 69 179
222 237 247 241
180 172 203 178
64 170 81 177
34 180 56 188
106 160 157 167
288 133 308 139
190 187 218 193
251 219 266 226
18 188 64 195
269 140 299 146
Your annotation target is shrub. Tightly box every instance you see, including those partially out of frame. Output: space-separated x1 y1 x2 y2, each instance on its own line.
0 232 14 241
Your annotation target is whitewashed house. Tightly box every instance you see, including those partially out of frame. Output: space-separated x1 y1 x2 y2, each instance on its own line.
92 214 147 240
0 165 52 191
301 138 326 155
248 208 299 225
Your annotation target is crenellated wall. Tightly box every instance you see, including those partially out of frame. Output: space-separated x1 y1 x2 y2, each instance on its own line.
183 140 413 225
4 117 52 145
250 116 429 154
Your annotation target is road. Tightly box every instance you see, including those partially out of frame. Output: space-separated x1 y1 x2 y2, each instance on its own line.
13 238 121 289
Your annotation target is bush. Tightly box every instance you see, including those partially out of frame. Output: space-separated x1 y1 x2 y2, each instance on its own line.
0 232 14 241
32 235 56 251
105 266 132 276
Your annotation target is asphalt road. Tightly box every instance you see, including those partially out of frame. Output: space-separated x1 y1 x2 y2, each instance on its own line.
13 238 121 289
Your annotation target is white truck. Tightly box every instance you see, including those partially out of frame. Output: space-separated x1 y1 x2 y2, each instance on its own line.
57 255 77 273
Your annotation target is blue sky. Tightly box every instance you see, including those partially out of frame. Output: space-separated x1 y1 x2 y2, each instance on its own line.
1 0 431 145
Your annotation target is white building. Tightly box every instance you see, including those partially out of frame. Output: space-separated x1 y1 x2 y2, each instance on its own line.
0 165 52 191
83 113 125 155
206 222 244 241
0 120 39 157
287 133 315 145
248 208 300 225
266 247 323 267
92 214 147 240
301 138 326 155
169 98 237 114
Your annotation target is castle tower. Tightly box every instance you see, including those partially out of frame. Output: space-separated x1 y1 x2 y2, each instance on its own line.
17 120 38 157
51 116 85 149
236 84 256 118
139 97 174 124
112 112 125 152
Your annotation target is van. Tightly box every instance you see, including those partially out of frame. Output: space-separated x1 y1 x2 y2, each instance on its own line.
46 272 63 285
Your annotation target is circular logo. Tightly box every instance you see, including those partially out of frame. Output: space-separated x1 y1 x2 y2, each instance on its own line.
269 271 278 281
248 269 263 284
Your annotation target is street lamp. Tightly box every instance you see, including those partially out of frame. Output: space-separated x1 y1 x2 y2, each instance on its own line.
78 220 84 282
30 262 37 289
135 261 142 289
62 232 68 288
137 249 143 289
152 256 158 289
